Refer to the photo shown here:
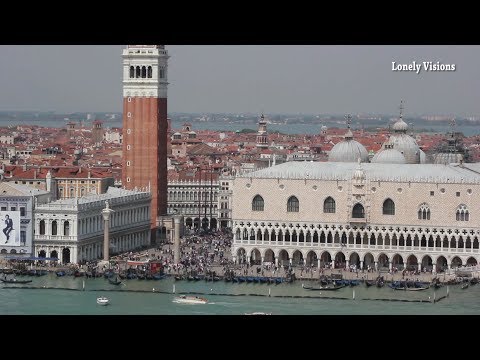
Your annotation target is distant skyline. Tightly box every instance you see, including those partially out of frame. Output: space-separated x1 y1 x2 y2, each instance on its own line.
0 45 478 117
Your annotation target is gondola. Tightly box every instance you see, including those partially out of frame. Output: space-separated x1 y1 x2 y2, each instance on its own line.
302 283 346 291
1 278 32 284
365 280 376 287
108 276 122 285
461 282 469 289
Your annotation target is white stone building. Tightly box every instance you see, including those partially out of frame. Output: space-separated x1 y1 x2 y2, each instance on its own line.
34 187 151 264
0 182 51 257
231 161 480 273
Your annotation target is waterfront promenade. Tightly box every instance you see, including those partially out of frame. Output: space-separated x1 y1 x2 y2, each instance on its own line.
0 231 469 285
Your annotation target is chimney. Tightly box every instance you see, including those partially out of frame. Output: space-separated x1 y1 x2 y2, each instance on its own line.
79 166 82 174
88 170 91 179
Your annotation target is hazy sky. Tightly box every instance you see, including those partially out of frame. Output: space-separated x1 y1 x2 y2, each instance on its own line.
0 45 478 116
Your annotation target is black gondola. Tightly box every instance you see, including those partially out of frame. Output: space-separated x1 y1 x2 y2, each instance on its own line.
365 280 375 287
1 278 32 284
461 282 469 289
108 276 122 285
302 283 346 291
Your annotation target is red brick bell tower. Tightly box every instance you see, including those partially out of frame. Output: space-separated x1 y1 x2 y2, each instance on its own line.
121 45 169 241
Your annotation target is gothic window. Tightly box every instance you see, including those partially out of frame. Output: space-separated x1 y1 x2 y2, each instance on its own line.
456 204 469 221
147 66 152 78
52 221 58 236
323 197 336 213
135 66 141 78
418 203 431 220
141 66 146 78
352 203 365 218
160 68 165 78
383 198 395 215
40 220 45 235
252 195 264 211
64 221 70 236
287 196 299 212
129 66 134 78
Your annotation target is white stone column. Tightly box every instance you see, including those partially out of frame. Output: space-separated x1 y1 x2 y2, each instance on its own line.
389 262 393 271
317 258 320 268
173 216 181 264
360 260 364 270
418 263 422 272
261 256 264 266
374 261 378 271
346 259 350 268
102 201 113 262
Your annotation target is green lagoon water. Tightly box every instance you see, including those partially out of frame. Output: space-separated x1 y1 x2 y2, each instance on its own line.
0 274 477 315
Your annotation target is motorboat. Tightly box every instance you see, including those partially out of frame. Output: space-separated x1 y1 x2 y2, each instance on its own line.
244 312 272 315
96 296 110 305
172 295 208 304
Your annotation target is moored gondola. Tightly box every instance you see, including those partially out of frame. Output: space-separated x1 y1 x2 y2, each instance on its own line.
302 283 346 291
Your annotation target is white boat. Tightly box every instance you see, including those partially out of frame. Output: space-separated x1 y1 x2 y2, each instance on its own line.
244 312 272 315
172 295 208 304
96 296 110 305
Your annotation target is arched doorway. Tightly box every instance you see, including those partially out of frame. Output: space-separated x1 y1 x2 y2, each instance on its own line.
349 252 360 268
364 253 374 270
51 250 58 260
378 253 389 270
62 248 71 264
406 255 418 271
185 218 193 229
421 255 433 272
451 256 462 269
392 254 404 270
250 248 261 265
236 248 246 264
201 218 209 230
278 250 289 267
264 249 275 264
334 252 346 269
10 249 17 254
320 251 332 269
194 218 200 230
292 250 304 266
436 256 447 273
210 218 217 230
38 250 46 258
0 249 7 254
466 257 477 266
306 251 317 267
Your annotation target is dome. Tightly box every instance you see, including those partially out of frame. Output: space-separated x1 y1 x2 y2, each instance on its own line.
329 139 369 163
389 134 420 164
321 125 328 131
392 119 409 132
433 153 463 165
371 148 406 164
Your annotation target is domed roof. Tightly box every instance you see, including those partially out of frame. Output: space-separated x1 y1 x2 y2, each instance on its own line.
321 125 328 131
329 139 369 163
433 152 463 165
371 147 406 164
392 118 409 132
389 134 420 164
